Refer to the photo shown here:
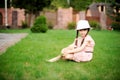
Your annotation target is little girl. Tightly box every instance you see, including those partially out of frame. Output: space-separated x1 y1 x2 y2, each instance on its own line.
48 20 95 62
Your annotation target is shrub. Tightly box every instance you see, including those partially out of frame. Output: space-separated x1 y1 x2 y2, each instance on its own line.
31 24 48 33
89 21 101 30
67 22 76 30
31 15 48 33
111 22 120 31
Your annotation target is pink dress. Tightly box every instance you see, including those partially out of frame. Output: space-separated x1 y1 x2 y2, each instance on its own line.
73 35 95 62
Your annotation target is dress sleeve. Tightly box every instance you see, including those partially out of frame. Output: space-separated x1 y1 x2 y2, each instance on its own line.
69 35 95 53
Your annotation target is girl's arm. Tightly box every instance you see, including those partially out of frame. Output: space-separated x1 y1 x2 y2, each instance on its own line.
61 43 74 54
67 39 88 53
62 43 74 51
64 39 76 50
61 40 76 54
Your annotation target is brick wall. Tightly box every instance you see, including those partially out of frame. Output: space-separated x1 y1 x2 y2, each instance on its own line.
0 8 5 26
43 7 75 29
44 11 57 27
54 7 73 29
0 7 25 29
11 8 25 28
43 7 87 29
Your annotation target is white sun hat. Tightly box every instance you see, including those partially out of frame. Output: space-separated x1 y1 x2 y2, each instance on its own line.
76 20 90 30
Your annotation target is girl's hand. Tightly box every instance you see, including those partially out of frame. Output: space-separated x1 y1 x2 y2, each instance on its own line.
66 50 72 54
61 48 68 54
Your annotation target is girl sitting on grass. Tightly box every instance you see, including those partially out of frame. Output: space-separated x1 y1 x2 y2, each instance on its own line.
48 20 95 62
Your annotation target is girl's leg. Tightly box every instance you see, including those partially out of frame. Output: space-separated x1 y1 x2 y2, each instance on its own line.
63 54 74 60
47 53 74 62
47 54 62 62
47 47 73 62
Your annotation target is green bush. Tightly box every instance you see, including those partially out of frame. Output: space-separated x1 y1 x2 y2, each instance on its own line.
111 22 120 31
31 15 48 33
67 22 76 30
89 21 101 30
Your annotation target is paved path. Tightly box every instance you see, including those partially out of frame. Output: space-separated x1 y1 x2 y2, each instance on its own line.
0 33 28 55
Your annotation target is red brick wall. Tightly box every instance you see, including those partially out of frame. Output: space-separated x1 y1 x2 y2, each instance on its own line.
86 17 100 22
0 8 5 25
0 7 25 29
44 11 57 26
106 16 113 26
55 7 73 29
43 7 74 29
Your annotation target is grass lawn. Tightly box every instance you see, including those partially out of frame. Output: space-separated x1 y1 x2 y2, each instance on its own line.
0 29 120 80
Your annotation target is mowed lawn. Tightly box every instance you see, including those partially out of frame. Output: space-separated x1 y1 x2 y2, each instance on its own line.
0 29 120 80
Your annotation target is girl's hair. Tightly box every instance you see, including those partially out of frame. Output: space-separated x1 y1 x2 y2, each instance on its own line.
80 28 90 46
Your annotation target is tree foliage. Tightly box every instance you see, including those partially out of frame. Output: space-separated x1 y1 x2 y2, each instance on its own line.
0 0 11 8
106 0 120 30
48 0 69 10
50 0 106 11
12 0 51 14
107 0 120 22
70 0 92 11
1 0 106 13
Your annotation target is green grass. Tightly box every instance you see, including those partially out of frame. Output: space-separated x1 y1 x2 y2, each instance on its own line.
0 29 120 80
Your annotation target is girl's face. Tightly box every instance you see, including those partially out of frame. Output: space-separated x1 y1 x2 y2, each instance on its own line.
79 29 88 38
